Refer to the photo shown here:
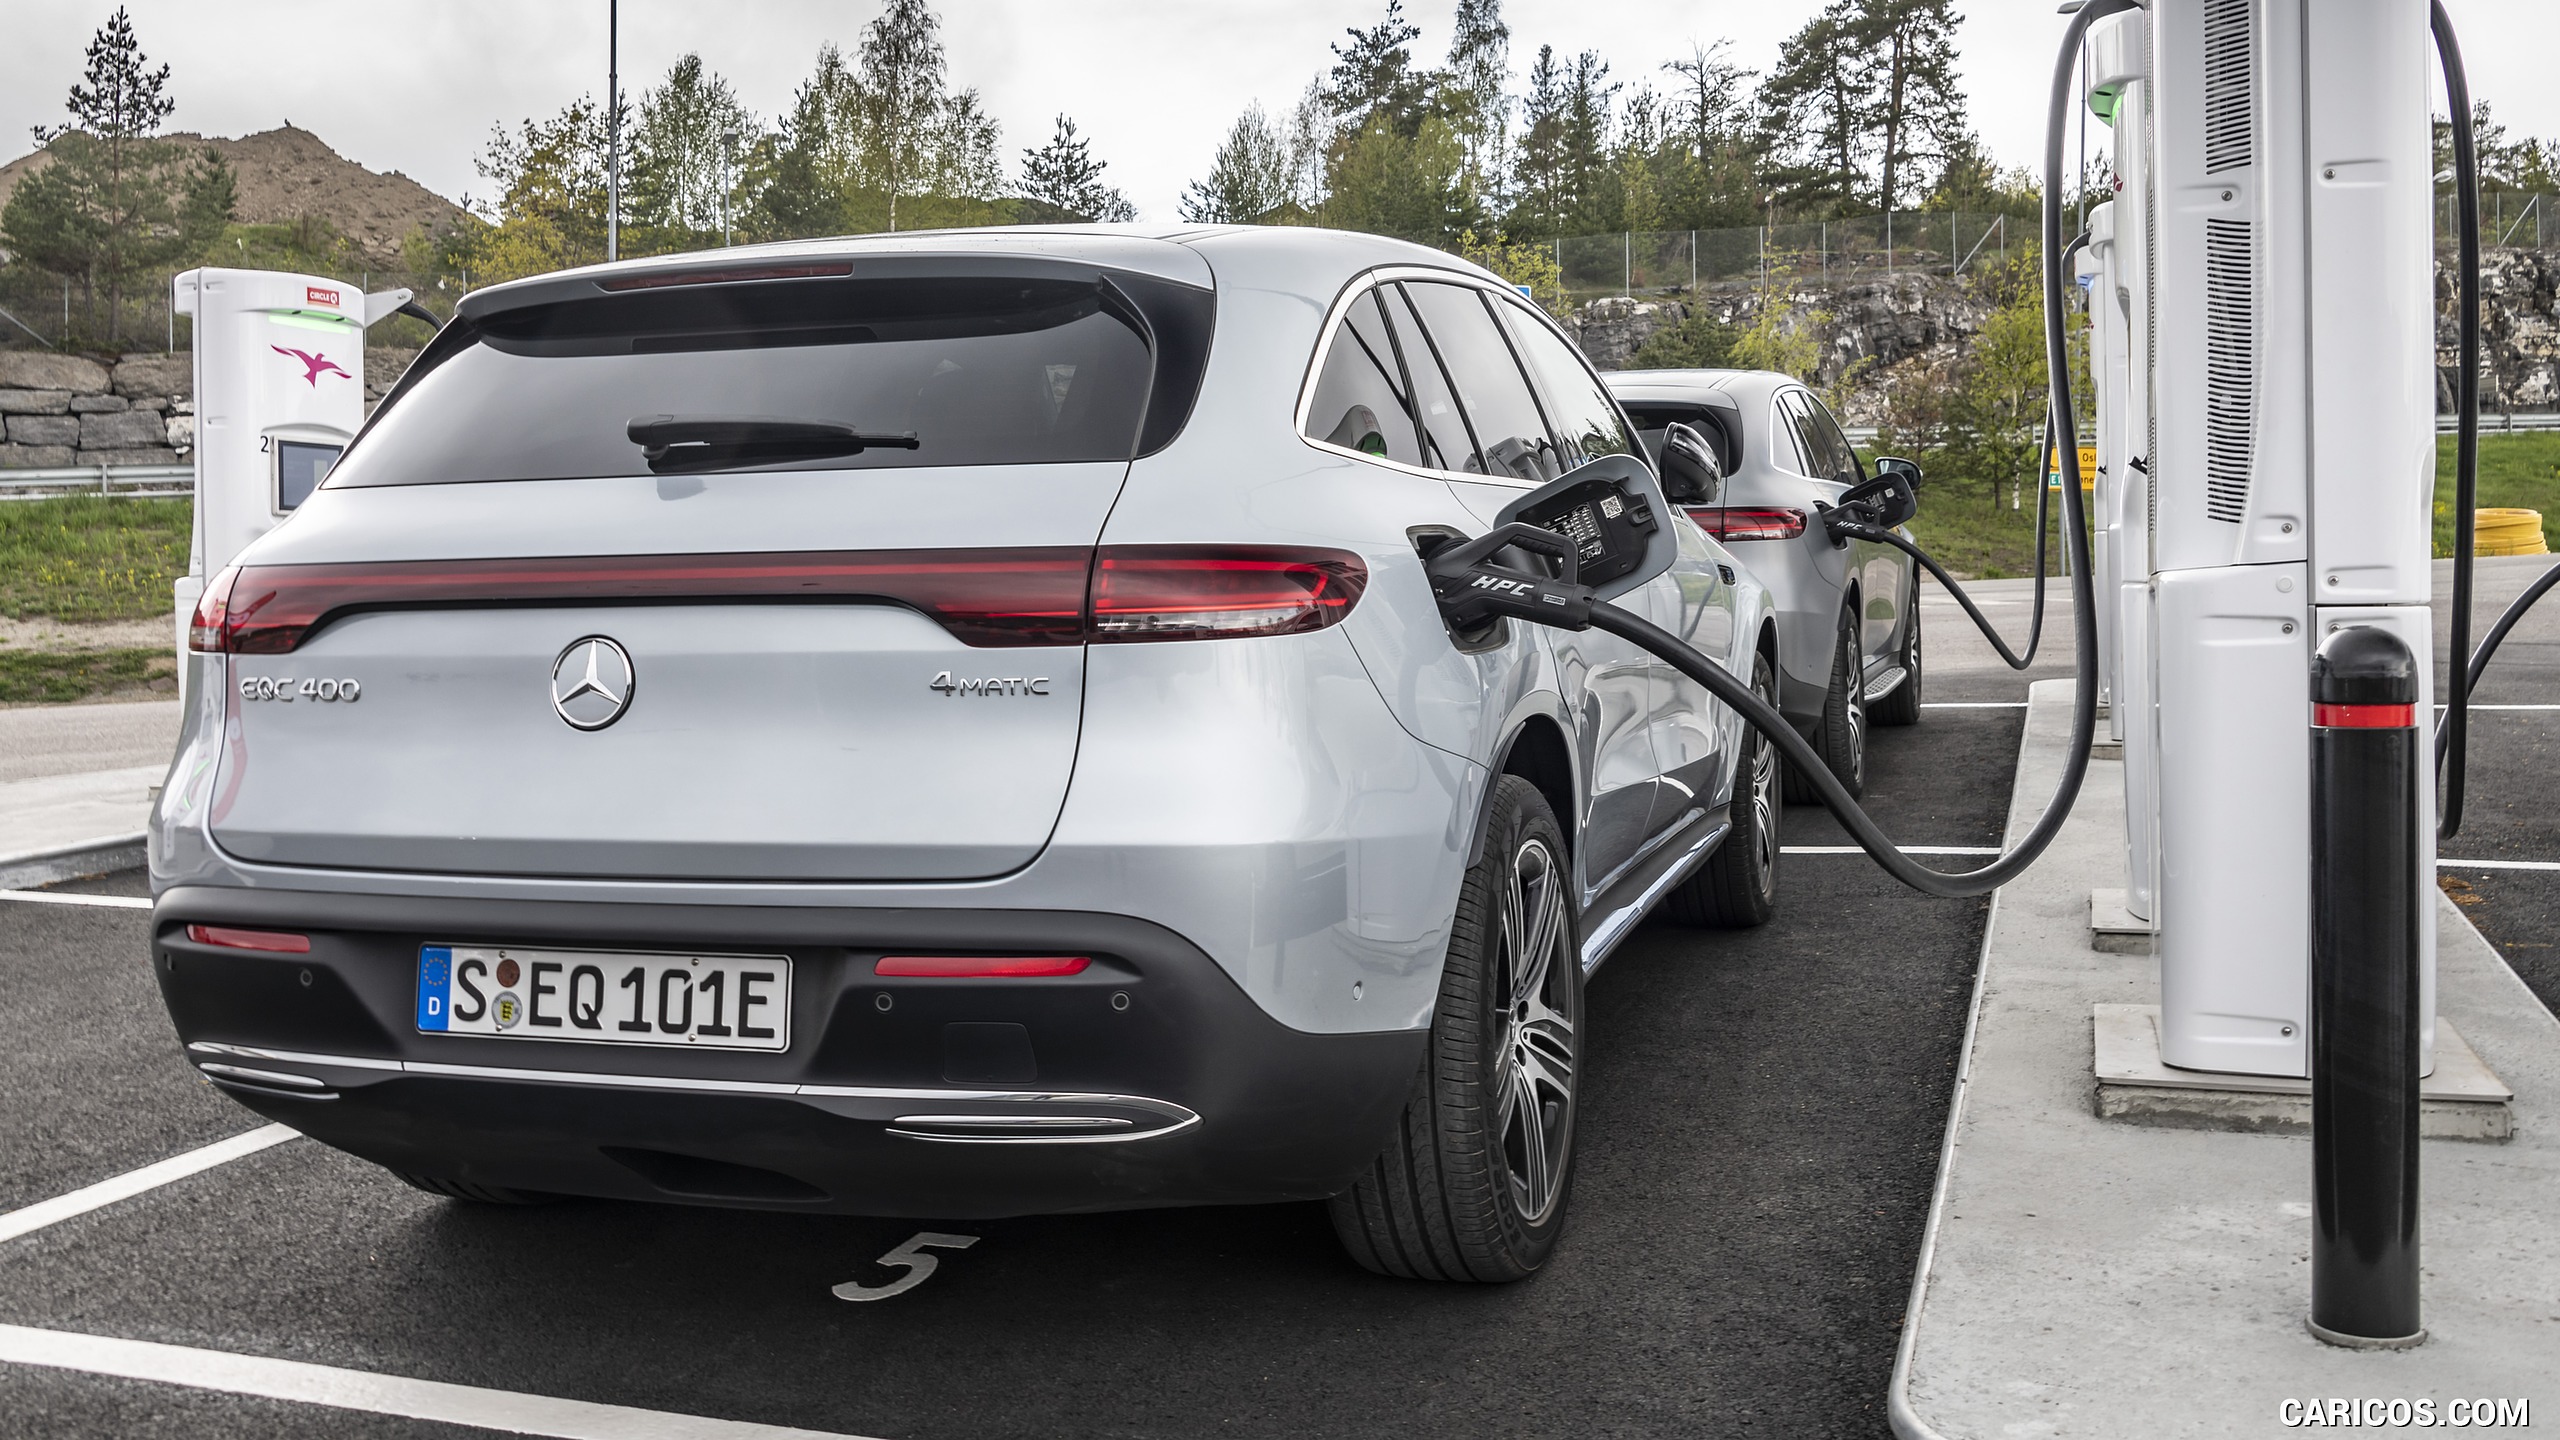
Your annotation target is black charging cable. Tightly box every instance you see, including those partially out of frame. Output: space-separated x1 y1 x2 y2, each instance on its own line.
2433 0 2482 839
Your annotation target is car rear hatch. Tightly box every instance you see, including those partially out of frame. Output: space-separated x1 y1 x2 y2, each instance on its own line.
199 248 1217 882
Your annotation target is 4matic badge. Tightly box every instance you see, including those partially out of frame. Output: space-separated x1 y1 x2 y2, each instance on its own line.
929 672 1050 696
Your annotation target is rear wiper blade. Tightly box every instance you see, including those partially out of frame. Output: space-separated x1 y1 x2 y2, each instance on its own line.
626 414 920 473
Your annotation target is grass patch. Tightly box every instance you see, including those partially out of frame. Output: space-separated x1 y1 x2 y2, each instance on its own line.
0 496 193 622
2436 431 2560 555
1903 478 2069 579
0 648 175 704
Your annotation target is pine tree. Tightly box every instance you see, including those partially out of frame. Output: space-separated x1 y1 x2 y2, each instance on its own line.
1323 1 1430 137
1858 0 1968 211
1178 105 1299 224
1446 0 1511 200
1509 45 1570 237
1 6 190 340
1558 50 1619 233
1757 3 1868 215
1018 115 1135 223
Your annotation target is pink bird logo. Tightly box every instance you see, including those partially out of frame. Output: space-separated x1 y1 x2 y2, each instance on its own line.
272 345 351 388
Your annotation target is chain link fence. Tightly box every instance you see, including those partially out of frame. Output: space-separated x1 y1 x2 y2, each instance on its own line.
0 265 450 354
1554 212 2032 305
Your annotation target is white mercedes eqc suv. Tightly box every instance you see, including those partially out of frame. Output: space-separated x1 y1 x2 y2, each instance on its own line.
151 226 1779 1282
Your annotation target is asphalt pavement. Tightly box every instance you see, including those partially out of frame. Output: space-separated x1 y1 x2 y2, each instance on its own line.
14 560 2553 1439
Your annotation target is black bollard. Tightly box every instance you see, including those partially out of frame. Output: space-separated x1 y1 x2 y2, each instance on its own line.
2307 626 2425 1349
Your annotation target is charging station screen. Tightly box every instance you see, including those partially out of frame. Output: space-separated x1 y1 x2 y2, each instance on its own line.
276 441 341 511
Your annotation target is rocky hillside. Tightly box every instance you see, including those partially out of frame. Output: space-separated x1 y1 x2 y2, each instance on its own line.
0 126 464 266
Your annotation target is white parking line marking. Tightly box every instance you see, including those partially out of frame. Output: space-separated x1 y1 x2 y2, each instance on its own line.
833 1231 980 1302
0 1324 873 1440
1920 702 2028 709
0 1126 297 1245
0 890 151 909
2436 703 2560 711
1782 846 2003 856
2438 858 2560 872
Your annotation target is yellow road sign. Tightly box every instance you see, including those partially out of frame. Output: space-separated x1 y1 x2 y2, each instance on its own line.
2047 446 2099 488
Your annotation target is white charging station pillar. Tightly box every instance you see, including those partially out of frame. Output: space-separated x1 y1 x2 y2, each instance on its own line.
2089 10 2159 924
2079 205 2120 732
170 269 380 691
2145 0 2437 1078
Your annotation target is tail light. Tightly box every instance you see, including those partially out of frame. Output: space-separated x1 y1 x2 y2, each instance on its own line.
1089 546 1366 642
187 566 241 652
1689 506 1807 541
874 955 1091 977
184 924 311 953
184 545 1365 653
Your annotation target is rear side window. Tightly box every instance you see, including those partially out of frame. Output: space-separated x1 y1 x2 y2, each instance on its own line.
1400 281 1560 484
333 274 1176 487
1499 303 1635 469
1381 285 1482 474
1303 290 1422 466
1783 391 1862 485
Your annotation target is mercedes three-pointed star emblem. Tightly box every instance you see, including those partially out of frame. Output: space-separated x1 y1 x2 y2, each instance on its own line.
551 636 635 730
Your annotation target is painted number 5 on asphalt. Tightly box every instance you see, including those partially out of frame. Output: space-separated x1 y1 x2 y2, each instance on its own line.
832 1232 980 1302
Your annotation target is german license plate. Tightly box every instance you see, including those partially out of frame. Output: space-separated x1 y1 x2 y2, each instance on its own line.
416 945 790 1052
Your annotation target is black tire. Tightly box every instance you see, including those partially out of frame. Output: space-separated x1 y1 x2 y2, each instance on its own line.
1783 604 1868 803
1331 775 1582 1282
1664 652 1780 928
1871 587 1923 727
393 1171 554 1205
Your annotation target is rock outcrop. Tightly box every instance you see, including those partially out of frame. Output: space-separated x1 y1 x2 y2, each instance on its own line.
1572 248 2554 422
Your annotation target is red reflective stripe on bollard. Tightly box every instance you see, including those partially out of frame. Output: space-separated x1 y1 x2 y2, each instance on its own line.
2313 703 2416 729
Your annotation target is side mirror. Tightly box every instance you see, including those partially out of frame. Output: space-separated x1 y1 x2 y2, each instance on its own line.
1657 421 1724 506
1873 455 1923 488
1493 452 1678 602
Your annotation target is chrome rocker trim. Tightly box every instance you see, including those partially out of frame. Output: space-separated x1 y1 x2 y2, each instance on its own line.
185 1042 1203 1144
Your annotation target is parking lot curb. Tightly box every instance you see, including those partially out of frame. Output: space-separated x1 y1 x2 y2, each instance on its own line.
1888 681 2560 1437
0 834 145 893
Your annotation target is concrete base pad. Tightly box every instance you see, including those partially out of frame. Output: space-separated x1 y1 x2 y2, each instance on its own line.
2087 886 2155 954
1891 682 2560 1439
2092 1004 2514 1141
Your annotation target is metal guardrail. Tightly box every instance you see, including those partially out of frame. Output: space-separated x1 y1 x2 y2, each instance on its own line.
0 463 191 499
1841 414 2560 446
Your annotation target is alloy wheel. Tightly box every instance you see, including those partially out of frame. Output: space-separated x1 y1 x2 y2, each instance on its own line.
1494 836 1576 1226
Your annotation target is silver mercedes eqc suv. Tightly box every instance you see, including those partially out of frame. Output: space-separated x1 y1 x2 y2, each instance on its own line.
151 226 1778 1282
1606 370 1923 802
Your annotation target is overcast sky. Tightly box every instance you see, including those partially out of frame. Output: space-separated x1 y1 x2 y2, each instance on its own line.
3 0 2554 225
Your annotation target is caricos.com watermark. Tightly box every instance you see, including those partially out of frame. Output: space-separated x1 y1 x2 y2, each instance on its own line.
2281 1397 2530 1428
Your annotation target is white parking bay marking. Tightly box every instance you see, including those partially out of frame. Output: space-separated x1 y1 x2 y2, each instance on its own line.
0 1125 297 1245
1918 702 2027 709
1783 845 2003 856
2438 857 2560 871
832 1232 980 1302
0 890 152 909
0 1324 873 1440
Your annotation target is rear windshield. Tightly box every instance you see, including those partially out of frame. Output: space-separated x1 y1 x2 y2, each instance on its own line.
1620 401 1742 476
332 274 1171 487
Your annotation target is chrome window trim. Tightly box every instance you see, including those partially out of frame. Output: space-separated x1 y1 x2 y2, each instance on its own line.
1292 263 1548 487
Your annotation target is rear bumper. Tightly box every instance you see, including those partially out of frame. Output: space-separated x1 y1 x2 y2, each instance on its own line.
152 886 1424 1217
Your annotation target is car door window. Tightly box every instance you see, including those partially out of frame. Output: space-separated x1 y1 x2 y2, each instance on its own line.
1381 284 1481 475
1498 301 1636 469
1800 391 1865 485
1400 281 1560 484
1301 288 1423 466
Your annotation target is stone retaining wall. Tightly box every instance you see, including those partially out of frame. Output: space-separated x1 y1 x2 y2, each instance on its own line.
0 349 415 468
